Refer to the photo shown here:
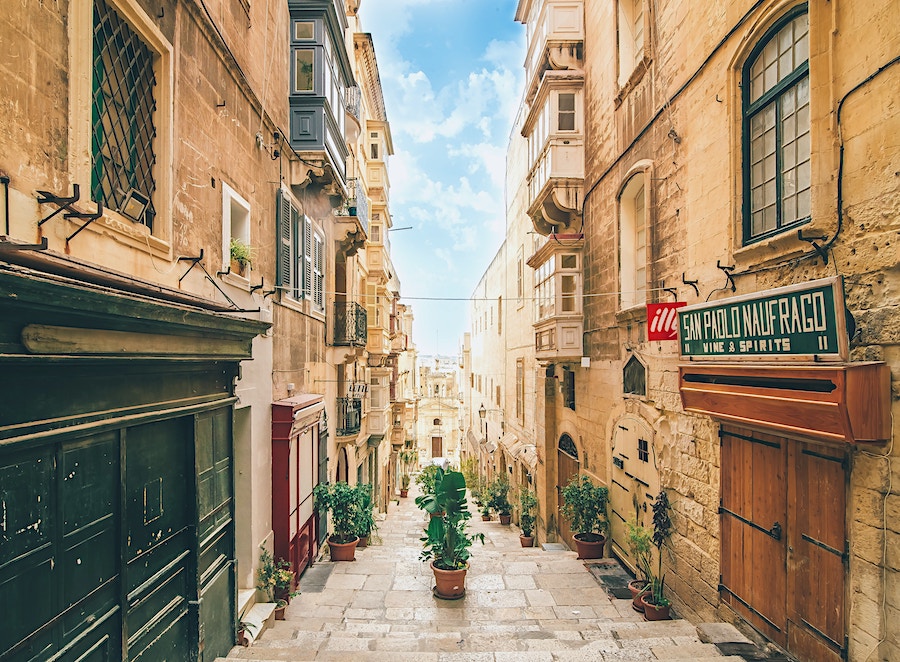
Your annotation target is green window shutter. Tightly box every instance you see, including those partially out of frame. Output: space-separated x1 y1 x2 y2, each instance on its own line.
314 233 324 309
276 189 293 289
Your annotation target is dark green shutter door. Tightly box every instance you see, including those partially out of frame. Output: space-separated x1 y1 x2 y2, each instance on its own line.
302 215 313 300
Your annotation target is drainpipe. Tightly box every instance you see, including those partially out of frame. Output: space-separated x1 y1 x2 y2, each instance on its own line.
1 173 9 235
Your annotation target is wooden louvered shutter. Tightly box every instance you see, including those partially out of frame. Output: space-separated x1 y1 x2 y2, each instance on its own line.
302 215 313 300
314 233 324 310
276 189 293 290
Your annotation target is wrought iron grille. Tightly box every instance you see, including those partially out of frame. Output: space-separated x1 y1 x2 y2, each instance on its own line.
336 398 362 436
333 301 367 346
92 0 158 229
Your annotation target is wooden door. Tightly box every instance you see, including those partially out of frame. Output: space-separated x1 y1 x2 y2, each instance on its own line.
609 416 659 567
720 426 846 661
432 436 442 458
787 442 846 662
556 434 580 549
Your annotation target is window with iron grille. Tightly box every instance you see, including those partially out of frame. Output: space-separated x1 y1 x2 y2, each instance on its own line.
92 0 157 228
638 438 649 463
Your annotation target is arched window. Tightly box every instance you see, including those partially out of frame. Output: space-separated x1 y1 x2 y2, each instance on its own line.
742 6 809 243
433 418 441 426
624 354 647 396
558 433 578 460
619 172 647 310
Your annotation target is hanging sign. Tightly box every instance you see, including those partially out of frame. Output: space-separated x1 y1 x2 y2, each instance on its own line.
678 277 848 361
647 302 686 340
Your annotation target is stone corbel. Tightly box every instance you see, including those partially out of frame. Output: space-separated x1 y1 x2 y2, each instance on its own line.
290 160 325 189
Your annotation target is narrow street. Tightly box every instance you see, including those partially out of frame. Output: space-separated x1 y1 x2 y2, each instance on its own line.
222 487 756 662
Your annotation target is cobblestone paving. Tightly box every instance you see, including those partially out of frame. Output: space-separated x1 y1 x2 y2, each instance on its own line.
225 487 745 661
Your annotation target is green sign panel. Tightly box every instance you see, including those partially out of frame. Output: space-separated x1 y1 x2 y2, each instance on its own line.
678 277 847 360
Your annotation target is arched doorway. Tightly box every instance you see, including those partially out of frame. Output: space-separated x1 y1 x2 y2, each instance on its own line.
556 433 580 549
335 445 349 483
609 415 659 571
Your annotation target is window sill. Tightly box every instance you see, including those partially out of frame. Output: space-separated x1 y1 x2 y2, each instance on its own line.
88 209 171 258
614 55 651 109
221 270 251 291
615 304 647 325
734 221 811 270
277 294 325 321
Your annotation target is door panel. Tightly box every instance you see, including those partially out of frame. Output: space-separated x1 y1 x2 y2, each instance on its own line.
125 418 192 661
609 417 659 567
720 426 787 645
787 443 845 662
432 437 442 457
556 439 579 549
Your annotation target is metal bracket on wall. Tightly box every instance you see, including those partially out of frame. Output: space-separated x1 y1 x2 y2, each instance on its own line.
65 201 104 243
37 183 82 227
681 272 699 297
178 249 204 283
716 260 736 293
250 276 264 293
797 229 830 264
0 236 48 251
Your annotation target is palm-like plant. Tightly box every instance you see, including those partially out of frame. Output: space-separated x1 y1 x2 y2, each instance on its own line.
519 487 538 537
417 468 484 570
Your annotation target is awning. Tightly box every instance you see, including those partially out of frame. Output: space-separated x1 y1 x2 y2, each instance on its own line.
518 444 538 472
498 433 537 472
498 432 524 458
367 434 385 448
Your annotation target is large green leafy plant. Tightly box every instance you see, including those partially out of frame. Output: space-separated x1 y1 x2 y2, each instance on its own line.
519 487 537 537
352 483 377 539
560 474 609 542
488 476 512 516
643 490 673 607
313 481 362 544
416 468 485 570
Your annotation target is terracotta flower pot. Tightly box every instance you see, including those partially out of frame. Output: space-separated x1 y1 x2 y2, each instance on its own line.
481 514 492 521
640 594 671 621
520 534 534 547
628 579 648 612
400 489 409 498
431 562 468 600
357 535 368 548
328 536 359 561
573 533 606 559
274 605 286 620
499 514 511 525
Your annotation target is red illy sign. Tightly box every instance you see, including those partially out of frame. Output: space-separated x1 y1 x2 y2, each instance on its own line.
647 302 686 341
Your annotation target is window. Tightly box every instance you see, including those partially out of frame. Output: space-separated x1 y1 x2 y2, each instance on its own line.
516 247 524 307
495 385 500 406
92 0 158 228
222 182 251 272
371 224 381 243
276 189 323 309
433 418 441 426
743 8 810 243
516 359 524 423
624 354 646 396
562 368 575 410
558 92 576 131
370 143 379 160
618 0 645 86
294 21 314 40
294 50 314 92
535 255 555 321
638 438 649 463
619 173 647 310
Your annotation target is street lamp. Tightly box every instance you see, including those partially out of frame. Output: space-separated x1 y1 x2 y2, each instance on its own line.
478 403 486 436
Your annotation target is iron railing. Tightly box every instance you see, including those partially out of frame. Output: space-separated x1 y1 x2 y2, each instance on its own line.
333 302 367 346
336 398 362 436
347 178 368 236
345 86 361 122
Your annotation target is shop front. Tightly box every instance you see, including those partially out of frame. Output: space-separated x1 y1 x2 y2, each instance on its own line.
0 265 267 662
678 277 890 662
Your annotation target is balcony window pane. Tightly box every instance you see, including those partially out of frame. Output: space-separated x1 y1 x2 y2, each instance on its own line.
294 50 314 92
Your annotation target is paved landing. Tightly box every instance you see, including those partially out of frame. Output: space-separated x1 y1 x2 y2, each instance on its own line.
223 486 749 661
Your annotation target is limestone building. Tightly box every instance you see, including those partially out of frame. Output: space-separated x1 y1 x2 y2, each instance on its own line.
465 1 900 660
0 0 407 658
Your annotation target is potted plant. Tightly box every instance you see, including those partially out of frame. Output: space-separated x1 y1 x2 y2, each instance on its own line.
313 481 362 561
399 472 411 498
237 619 256 646
560 474 609 559
639 490 674 620
256 548 293 603
489 476 512 525
229 237 253 275
624 518 653 612
415 463 440 496
353 483 377 547
479 492 492 521
417 468 485 599
518 487 537 547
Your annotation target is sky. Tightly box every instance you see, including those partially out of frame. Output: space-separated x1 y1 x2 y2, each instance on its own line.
358 0 525 357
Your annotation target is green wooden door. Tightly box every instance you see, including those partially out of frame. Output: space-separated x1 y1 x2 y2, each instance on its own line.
124 418 193 660
195 408 236 660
